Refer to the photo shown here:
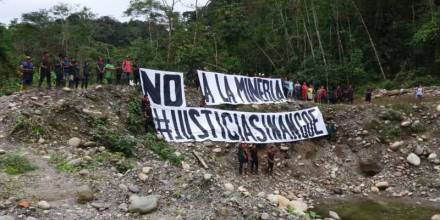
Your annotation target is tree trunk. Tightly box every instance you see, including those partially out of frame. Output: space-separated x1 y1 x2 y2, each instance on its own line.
352 0 387 80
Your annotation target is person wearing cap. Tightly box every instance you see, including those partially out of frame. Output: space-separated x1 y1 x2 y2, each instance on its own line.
19 56 35 91
38 52 51 90
122 56 133 85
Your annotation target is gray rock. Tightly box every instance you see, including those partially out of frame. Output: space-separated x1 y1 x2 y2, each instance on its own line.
204 173 213 181
415 145 425 155
76 185 95 204
79 169 90 176
68 137 82 148
67 158 82 166
82 141 97 148
0 216 15 220
128 195 159 214
375 181 390 190
329 211 341 220
118 203 128 212
119 184 128 191
0 149 5 155
407 153 421 166
128 184 140 193
91 202 110 210
261 212 270 220
37 200 51 210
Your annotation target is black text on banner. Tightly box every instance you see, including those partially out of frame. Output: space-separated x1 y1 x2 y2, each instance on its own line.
140 68 187 107
151 106 328 143
197 70 286 105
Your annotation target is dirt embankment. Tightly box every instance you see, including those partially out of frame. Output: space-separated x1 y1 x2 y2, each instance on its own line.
0 86 439 220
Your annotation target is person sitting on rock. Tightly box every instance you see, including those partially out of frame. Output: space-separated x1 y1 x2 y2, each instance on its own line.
267 145 275 176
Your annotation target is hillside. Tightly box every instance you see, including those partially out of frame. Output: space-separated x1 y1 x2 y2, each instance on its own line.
0 86 439 220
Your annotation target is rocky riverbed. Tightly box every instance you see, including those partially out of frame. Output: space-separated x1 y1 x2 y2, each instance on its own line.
0 85 439 220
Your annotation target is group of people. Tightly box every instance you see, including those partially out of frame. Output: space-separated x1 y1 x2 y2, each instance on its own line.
282 79 354 104
237 143 276 176
19 52 141 91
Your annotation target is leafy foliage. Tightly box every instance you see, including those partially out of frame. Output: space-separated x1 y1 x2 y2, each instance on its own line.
142 133 183 167
92 125 137 157
0 153 36 175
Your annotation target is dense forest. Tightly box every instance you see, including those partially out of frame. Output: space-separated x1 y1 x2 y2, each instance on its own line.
0 0 439 95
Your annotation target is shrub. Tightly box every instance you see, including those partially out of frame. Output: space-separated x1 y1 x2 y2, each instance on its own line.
142 133 183 167
92 126 136 157
127 98 144 134
10 116 45 139
0 153 36 175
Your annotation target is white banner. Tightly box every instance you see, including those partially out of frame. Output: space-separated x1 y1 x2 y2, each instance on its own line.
151 106 328 143
140 68 187 107
198 70 286 105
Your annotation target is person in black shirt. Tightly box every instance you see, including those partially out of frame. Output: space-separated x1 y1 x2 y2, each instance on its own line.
81 61 91 89
38 52 51 89
250 144 259 174
54 54 63 89
141 95 155 133
267 145 275 175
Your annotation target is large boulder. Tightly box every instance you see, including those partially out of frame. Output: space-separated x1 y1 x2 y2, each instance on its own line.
128 195 159 214
288 199 308 214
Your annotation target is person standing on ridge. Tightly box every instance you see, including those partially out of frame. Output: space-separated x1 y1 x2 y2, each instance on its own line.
104 59 115 85
301 82 308 101
54 54 64 89
81 60 91 89
122 56 133 85
294 80 301 100
96 56 104 84
38 52 51 90
19 56 34 91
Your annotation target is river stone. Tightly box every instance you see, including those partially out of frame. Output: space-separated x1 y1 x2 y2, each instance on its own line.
0 216 15 220
288 199 308 214
329 211 341 220
432 214 440 220
82 141 97 148
375 181 390 190
128 195 159 214
407 153 421 166
37 200 51 210
76 185 94 204
389 141 405 151
277 195 290 209
224 183 234 192
68 137 82 148
0 149 5 155
400 120 411 127
261 212 270 220
428 153 438 161
128 184 140 193
415 145 425 155
436 105 440 112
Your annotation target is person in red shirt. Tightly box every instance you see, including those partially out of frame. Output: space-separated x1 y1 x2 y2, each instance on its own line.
301 82 308 101
122 56 133 85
